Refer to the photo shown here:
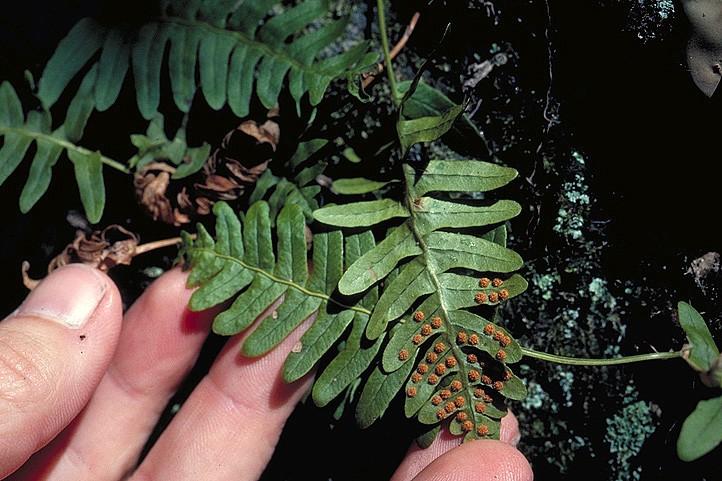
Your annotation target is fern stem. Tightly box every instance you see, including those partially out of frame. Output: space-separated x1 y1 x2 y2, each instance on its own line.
0 126 130 174
134 237 184 255
520 347 682 366
376 0 400 106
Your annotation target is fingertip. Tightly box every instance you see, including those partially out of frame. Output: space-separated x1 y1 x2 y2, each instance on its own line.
412 440 533 481
0 264 123 478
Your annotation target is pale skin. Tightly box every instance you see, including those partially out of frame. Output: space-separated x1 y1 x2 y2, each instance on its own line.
0 265 533 481
681 0 722 96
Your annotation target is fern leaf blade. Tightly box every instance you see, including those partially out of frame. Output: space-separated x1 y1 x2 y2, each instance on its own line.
19 139 63 213
284 310 355 383
415 198 522 235
38 18 105 109
65 65 98 142
132 23 170 119
0 81 24 127
67 149 105 224
338 223 421 296
227 45 261 117
0 134 33 187
168 25 201 112
212 277 286 335
199 32 235 110
313 199 409 228
356 360 415 429
415 160 518 196
95 29 131 111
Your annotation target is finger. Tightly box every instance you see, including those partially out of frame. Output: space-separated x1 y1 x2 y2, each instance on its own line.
405 439 532 481
0 265 122 479
131 310 315 481
392 411 522 481
10 269 215 481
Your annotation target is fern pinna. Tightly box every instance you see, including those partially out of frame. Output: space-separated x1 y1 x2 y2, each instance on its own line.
39 0 377 119
184 157 528 443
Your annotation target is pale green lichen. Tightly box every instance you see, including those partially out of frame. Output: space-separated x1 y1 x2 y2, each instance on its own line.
605 397 658 481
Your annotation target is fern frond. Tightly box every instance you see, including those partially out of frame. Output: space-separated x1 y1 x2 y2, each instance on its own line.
182 200 380 406
0 81 119 223
314 159 528 441
38 0 378 120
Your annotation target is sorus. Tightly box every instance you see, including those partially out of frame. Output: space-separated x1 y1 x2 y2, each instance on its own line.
411 373 422 383
493 381 504 391
454 396 465 408
417 363 429 374
499 335 511 347
431 316 443 329
398 349 409 361
406 387 417 397
445 356 457 368
474 402 486 413
469 334 479 345
492 278 503 288
474 292 488 304
428 374 439 385
467 353 478 363
504 369 513 381
477 424 490 436
435 364 447 376
462 420 474 432
431 395 443 406
436 410 446 420
468 370 481 382
483 324 495 336
414 311 425 322
444 402 456 413
479 277 491 288
456 331 468 344
426 352 438 363
450 380 463 392
421 324 432 336
481 375 492 385
456 412 468 422
439 389 452 400
473 387 485 398
434 342 446 353
499 289 510 300
493 331 504 342
412 334 423 345
489 292 499 303
496 350 507 361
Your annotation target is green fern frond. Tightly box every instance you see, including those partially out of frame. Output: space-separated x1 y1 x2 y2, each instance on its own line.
38 0 378 120
182 200 381 407
0 81 121 223
314 159 528 441
248 138 329 223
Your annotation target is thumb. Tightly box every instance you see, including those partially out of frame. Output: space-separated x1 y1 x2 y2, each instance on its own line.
0 264 122 478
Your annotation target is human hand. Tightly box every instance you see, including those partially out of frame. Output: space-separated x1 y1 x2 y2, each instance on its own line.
1 265 533 480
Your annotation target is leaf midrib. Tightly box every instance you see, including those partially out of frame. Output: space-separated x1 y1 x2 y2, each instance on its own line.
158 16 343 78
0 126 129 174
194 247 371 316
404 184 477 418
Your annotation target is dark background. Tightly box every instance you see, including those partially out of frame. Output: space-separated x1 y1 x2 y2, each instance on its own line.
1 1 720 480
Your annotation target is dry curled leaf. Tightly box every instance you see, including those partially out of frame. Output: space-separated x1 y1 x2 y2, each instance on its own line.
135 113 279 225
23 225 140 289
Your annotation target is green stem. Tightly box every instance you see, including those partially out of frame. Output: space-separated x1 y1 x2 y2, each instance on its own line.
521 347 682 366
0 126 130 174
376 0 400 106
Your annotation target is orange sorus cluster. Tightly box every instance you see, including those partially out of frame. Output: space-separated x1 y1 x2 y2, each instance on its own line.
475 278 509 304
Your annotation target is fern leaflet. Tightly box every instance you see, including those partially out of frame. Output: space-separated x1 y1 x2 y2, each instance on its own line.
0 81 117 223
314 159 528 441
38 0 378 120
182 200 381 407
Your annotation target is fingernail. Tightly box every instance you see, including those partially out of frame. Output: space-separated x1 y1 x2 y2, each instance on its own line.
16 264 108 328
